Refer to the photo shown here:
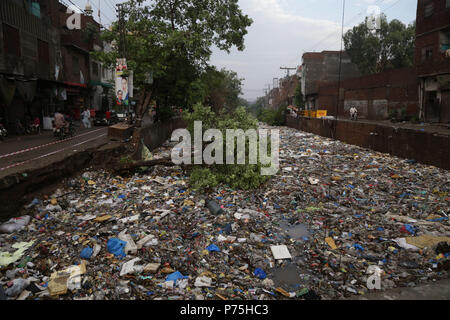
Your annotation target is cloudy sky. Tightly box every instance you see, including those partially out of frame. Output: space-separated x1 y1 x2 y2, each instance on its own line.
72 0 418 101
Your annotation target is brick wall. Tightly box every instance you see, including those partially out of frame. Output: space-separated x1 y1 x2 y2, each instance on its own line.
317 67 419 120
286 115 450 170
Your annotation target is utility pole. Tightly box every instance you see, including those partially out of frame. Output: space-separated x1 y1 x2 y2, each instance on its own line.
98 0 101 26
336 0 346 120
116 3 126 58
280 66 296 77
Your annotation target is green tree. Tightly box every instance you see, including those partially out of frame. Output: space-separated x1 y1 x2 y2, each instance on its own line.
186 66 245 113
183 104 270 191
259 106 287 126
294 83 304 109
248 96 265 118
343 15 415 74
93 0 252 157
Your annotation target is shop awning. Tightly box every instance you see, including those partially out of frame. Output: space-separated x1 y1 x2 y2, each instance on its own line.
88 81 113 88
64 82 87 89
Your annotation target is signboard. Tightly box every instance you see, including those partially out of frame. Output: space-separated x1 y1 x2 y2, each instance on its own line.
115 58 129 107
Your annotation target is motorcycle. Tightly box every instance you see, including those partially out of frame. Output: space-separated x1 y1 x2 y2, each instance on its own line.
55 121 75 140
28 123 40 135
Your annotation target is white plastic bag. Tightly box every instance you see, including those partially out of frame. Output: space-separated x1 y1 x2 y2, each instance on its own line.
0 216 31 234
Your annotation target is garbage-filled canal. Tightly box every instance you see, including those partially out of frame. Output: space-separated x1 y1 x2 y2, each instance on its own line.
0 125 449 300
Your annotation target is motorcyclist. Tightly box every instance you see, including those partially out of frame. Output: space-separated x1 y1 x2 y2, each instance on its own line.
54 110 69 132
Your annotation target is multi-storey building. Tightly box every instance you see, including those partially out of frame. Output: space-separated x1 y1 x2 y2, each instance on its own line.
416 0 450 123
0 0 109 131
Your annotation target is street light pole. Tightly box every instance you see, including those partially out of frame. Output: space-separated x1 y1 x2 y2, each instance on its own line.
336 0 345 120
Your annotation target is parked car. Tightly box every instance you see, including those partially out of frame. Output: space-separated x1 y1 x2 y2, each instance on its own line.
94 111 119 126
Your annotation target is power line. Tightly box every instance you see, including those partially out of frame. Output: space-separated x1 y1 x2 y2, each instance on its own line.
286 0 386 66
280 66 297 77
105 0 118 12
88 0 115 26
317 0 404 54
336 0 346 120
285 0 404 69
66 0 85 13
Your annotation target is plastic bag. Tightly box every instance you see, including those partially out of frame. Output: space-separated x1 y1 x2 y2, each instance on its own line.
5 279 30 297
107 238 127 258
0 216 31 234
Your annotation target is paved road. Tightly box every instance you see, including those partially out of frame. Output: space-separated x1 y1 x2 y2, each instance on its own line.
0 124 109 178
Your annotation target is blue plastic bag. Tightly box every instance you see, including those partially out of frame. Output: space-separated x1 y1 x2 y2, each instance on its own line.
206 244 221 252
107 238 127 258
254 268 267 280
404 224 416 235
165 271 188 285
80 247 93 260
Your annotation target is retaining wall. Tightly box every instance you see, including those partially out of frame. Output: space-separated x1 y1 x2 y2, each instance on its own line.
286 116 450 170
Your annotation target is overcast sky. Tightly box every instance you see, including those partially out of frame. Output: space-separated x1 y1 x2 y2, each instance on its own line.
72 0 418 101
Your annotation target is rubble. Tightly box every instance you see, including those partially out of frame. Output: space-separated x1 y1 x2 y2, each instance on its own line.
0 125 449 300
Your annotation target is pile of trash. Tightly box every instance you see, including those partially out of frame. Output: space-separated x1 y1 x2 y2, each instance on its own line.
0 125 449 300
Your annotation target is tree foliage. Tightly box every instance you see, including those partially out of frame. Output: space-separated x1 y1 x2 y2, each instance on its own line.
93 0 253 121
183 104 270 191
343 15 415 74
294 83 304 109
186 67 244 113
259 106 287 126
248 97 265 118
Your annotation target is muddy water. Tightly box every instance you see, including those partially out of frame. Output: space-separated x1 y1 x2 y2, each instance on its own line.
280 222 311 240
271 264 309 291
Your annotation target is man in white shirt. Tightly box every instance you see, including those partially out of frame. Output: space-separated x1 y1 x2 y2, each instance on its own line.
82 108 91 128
350 107 358 121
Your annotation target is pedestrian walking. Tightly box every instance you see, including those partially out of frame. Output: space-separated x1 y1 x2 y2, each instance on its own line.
350 106 358 121
82 108 91 129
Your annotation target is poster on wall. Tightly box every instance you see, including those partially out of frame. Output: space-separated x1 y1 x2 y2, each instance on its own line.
115 58 129 107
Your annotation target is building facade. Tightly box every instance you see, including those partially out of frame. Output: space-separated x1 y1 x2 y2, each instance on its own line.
0 0 111 132
416 0 450 123
0 0 61 130
317 67 419 120
301 51 361 110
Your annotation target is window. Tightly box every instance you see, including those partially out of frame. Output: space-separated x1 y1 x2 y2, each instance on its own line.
441 28 450 51
37 39 49 65
422 46 433 62
72 56 79 75
447 0 450 9
424 3 434 18
2 23 21 57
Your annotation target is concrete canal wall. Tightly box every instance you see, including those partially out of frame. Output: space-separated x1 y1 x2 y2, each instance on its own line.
286 116 450 170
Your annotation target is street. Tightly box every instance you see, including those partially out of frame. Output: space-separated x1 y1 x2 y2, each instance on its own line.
0 124 108 178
